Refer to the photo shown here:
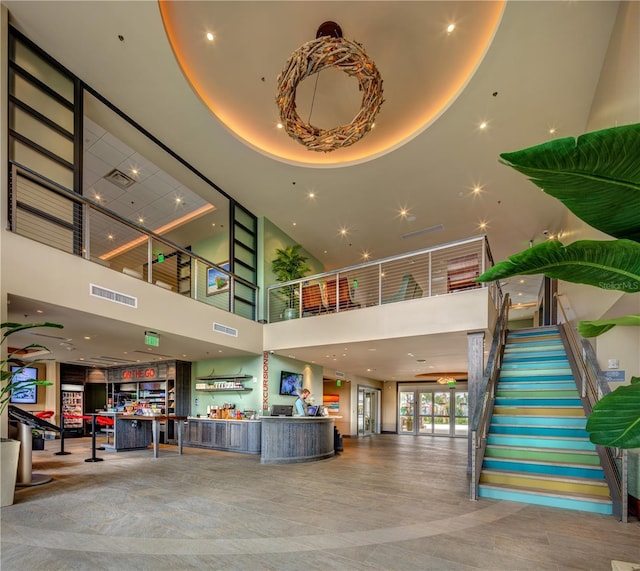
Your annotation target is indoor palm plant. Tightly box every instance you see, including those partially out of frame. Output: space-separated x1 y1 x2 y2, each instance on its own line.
271 244 311 319
1 321 62 506
476 122 640 449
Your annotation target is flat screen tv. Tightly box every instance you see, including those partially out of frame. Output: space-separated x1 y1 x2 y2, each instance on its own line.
279 371 303 396
9 366 38 404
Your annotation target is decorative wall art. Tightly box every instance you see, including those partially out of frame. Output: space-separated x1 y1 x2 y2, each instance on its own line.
207 262 230 295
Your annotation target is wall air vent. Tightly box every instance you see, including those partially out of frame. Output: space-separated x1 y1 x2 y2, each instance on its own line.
104 168 136 189
335 371 345 378
401 224 444 240
90 284 137 308
213 322 238 337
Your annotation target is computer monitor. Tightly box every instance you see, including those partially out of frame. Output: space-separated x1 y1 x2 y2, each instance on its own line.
306 405 319 416
270 404 293 417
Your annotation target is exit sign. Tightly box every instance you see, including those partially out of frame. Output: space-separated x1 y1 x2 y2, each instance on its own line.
145 331 159 347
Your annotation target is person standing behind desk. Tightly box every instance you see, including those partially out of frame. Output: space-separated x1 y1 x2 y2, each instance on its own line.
294 388 311 416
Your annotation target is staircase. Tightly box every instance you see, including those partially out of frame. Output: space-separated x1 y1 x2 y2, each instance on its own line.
478 326 612 515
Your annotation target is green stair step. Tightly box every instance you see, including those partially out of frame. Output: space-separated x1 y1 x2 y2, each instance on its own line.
479 470 610 496
485 445 601 465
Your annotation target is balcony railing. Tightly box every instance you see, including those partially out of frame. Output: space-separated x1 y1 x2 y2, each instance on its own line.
8 162 258 321
267 235 499 323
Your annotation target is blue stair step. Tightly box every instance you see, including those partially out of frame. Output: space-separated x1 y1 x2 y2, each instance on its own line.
478 484 612 515
486 434 596 451
491 415 586 428
489 424 589 438
482 457 604 479
494 397 583 407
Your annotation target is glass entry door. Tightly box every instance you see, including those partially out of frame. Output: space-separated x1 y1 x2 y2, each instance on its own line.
358 387 379 436
401 386 468 437
399 390 416 434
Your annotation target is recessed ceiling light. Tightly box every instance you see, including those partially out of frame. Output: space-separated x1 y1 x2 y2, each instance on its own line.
399 207 409 218
107 234 114 240
84 336 91 340
479 121 488 130
36 309 43 314
308 192 315 198
276 123 283 129
447 23 456 33
206 32 214 42
362 251 371 260
339 227 348 237
479 221 487 229
549 127 556 134
473 185 482 194
292 222 297 226
138 217 144 224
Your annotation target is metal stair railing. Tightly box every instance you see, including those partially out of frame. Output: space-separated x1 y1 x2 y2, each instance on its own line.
470 293 510 500
555 293 627 522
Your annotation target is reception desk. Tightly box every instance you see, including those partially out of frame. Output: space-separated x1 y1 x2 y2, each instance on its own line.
260 416 335 464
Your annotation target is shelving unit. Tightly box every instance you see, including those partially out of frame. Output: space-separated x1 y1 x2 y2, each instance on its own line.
195 387 253 392
195 373 254 392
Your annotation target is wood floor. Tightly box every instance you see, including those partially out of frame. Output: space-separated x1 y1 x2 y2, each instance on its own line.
1 434 638 570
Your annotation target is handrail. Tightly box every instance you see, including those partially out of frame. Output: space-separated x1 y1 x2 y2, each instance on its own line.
267 234 497 322
470 292 510 500
555 293 627 522
9 161 259 319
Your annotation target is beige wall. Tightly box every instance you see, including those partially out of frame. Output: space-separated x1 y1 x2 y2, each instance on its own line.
558 1 640 384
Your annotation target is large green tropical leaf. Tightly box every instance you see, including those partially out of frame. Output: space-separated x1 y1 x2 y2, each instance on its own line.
477 239 640 293
500 123 640 242
586 380 640 448
578 314 640 338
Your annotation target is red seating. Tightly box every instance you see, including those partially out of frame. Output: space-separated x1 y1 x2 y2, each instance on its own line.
35 411 54 420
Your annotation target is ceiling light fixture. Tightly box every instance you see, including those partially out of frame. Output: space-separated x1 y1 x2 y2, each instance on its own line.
275 21 384 153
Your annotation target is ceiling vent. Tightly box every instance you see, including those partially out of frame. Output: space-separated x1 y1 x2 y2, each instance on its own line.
104 168 136 189
401 224 444 240
90 284 137 308
213 322 238 337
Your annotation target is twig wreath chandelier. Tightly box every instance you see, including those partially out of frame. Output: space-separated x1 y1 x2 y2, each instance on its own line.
275 21 384 153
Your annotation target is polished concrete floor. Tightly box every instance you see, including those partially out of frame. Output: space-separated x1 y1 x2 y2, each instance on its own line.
1 434 639 570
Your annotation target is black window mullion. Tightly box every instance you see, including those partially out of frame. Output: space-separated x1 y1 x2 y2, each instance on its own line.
9 60 74 110
9 95 74 140
9 129 74 171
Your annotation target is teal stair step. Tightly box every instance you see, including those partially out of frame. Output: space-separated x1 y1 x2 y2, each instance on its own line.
502 353 568 363
494 397 582 407
477 484 612 515
499 372 574 380
482 457 605 479
489 424 589 438
505 341 564 350
498 382 577 390
486 434 596 450
501 363 571 371
491 415 586 427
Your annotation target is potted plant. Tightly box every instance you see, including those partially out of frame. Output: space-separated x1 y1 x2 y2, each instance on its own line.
1 321 62 506
271 244 311 320
476 122 640 449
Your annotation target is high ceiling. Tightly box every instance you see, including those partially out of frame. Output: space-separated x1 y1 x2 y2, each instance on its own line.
3 1 622 380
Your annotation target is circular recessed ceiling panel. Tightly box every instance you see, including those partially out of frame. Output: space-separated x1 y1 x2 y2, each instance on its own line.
160 1 504 167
